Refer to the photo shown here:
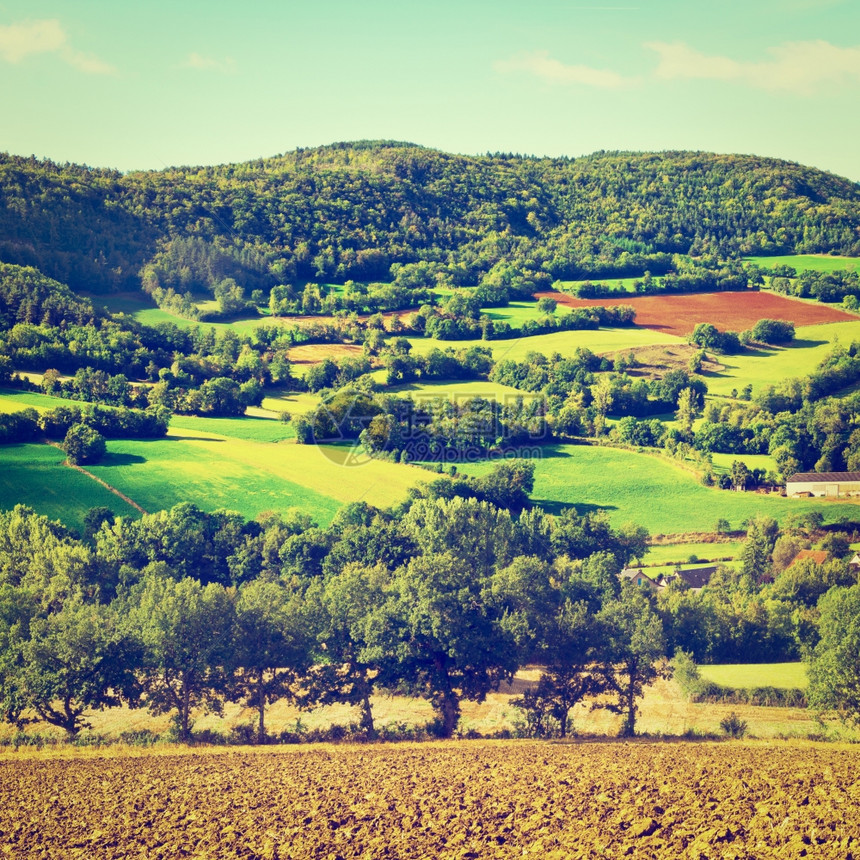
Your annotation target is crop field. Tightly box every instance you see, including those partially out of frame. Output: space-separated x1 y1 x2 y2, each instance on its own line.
706 320 860 396
456 445 859 535
0 444 140 532
747 254 860 274
698 663 808 691
541 290 857 339
2 741 859 859
81 428 426 527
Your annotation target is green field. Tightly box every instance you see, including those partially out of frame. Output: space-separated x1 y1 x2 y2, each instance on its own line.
698 662 808 690
169 414 294 443
81 428 427 527
554 276 657 293
710 452 778 475
407 326 681 362
0 388 81 413
644 540 743 566
747 254 860 274
388 379 525 402
456 445 860 535
706 320 860 396
0 444 140 533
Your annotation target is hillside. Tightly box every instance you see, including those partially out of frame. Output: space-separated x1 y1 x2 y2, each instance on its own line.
1 143 859 296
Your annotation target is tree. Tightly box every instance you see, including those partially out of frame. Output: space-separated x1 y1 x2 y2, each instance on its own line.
230 579 314 743
598 582 671 737
675 387 699 434
387 551 519 737
536 297 557 316
63 423 106 465
808 585 860 727
307 562 392 736
2 596 139 737
126 574 234 741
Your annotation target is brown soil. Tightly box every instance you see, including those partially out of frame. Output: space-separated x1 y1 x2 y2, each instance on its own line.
3 743 858 858
537 290 857 338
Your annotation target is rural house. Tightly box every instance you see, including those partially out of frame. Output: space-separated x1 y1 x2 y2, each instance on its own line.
658 565 717 591
619 568 661 590
787 549 830 568
786 471 860 498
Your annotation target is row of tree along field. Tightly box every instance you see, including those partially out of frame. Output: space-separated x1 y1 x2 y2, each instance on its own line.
2 463 860 744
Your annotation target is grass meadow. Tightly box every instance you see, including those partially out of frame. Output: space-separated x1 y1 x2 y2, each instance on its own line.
643 540 744 566
456 445 860 535
747 254 860 274
0 443 140 532
83 427 427 527
705 320 860 396
407 326 682 362
698 663 808 690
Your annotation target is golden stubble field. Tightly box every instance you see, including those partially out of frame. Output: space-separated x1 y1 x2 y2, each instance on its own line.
1 740 859 859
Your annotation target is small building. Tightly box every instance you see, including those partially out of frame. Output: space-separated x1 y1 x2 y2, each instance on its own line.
619 568 661 590
788 549 830 568
659 565 717 591
786 471 860 498
849 553 860 572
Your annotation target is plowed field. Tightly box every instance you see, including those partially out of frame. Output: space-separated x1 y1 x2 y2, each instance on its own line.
538 290 857 338
2 741 859 859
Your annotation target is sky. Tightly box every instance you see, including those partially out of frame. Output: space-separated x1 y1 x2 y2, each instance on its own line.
1 0 859 179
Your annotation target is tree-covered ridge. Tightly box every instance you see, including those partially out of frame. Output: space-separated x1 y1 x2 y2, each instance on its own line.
1 144 858 295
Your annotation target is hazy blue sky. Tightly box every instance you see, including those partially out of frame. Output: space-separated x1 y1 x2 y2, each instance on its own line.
1 0 859 178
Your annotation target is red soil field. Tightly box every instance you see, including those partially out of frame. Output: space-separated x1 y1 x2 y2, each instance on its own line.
538 290 857 338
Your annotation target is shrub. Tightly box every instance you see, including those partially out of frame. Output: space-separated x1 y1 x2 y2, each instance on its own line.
720 712 748 739
63 422 106 465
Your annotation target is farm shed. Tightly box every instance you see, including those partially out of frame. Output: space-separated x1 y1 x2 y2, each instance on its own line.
785 471 860 498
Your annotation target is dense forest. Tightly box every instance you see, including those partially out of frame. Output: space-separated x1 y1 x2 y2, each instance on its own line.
2 142 860 299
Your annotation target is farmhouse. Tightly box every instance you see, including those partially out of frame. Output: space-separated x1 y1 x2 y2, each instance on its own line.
619 568 661 590
785 471 860 498
619 565 716 592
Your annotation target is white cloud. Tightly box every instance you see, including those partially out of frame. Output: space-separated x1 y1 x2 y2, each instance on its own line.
647 40 860 95
494 50 631 89
182 52 236 73
0 18 115 74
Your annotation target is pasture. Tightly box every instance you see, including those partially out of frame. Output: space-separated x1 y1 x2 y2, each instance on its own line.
706 320 860 396
747 254 860 274
407 326 682 362
643 540 743 566
83 428 427 527
698 663 808 691
455 445 859 535
0 443 140 533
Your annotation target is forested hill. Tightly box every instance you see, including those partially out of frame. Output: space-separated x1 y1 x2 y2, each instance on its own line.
1 142 859 295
